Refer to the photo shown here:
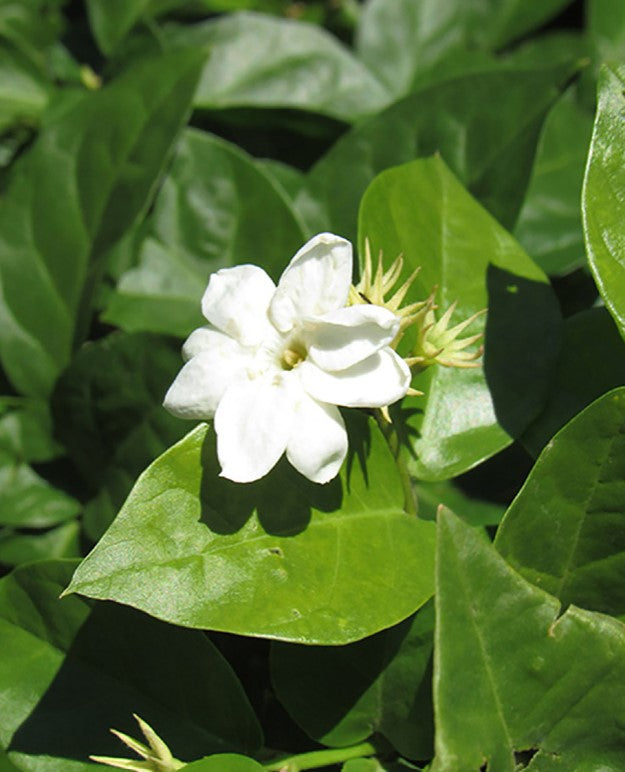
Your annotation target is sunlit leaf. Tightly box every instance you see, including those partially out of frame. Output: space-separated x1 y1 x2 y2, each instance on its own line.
434 507 625 770
582 63 625 338
65 415 436 645
497 388 625 617
359 156 560 479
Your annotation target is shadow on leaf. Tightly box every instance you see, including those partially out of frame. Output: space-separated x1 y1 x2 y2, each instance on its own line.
484 264 561 440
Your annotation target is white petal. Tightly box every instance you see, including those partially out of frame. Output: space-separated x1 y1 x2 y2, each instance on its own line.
299 349 410 408
214 373 294 483
201 264 275 346
269 233 352 333
286 394 347 484
305 305 400 371
182 324 242 362
163 342 252 420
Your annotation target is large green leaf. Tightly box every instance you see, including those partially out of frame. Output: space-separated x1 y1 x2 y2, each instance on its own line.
521 307 625 456
51 333 190 539
165 12 390 122
64 415 436 644
0 49 203 397
355 0 573 99
271 602 434 759
514 88 594 276
103 130 306 338
298 64 571 240
582 64 625 338
496 389 625 617
1 560 262 770
433 507 625 771
358 156 561 480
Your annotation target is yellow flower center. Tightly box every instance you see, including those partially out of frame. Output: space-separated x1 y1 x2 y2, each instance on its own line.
280 339 307 370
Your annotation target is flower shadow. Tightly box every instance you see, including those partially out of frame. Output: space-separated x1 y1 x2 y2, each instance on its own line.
198 431 342 538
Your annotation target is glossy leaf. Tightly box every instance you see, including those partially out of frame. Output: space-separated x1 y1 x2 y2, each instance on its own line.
497 388 625 617
0 49 203 397
583 64 625 338
167 12 391 122
298 64 571 239
514 89 594 276
355 0 572 99
434 507 625 770
521 307 625 456
65 415 436 644
0 560 262 769
271 602 434 758
359 156 560 480
51 333 190 538
103 130 306 338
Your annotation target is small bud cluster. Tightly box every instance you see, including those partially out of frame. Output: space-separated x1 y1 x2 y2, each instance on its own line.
90 714 183 771
349 239 485 418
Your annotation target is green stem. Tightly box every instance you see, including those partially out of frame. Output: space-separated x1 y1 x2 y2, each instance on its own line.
373 410 418 517
262 740 377 771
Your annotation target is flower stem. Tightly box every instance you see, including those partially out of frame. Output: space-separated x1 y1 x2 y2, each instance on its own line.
373 410 418 517
262 740 377 771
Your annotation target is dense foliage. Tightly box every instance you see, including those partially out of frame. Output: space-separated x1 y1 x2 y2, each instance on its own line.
1 1 625 770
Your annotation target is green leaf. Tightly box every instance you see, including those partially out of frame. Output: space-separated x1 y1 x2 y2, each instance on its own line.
51 333 191 539
0 0 65 65
503 30 590 70
86 0 153 55
434 507 625 771
0 560 262 770
582 64 625 339
514 88 594 276
358 156 561 480
0 41 50 134
103 130 306 338
182 756 263 771
0 449 80 528
0 398 60 463
496 388 625 617
588 0 625 68
271 601 434 758
166 12 391 122
0 48 203 397
299 64 571 240
0 520 80 566
415 480 504 527
65 415 436 645
355 0 573 99
521 307 625 456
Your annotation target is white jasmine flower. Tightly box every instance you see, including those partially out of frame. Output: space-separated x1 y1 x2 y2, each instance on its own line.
164 233 410 484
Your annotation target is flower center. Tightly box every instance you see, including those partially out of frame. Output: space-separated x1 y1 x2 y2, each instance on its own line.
280 338 307 370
